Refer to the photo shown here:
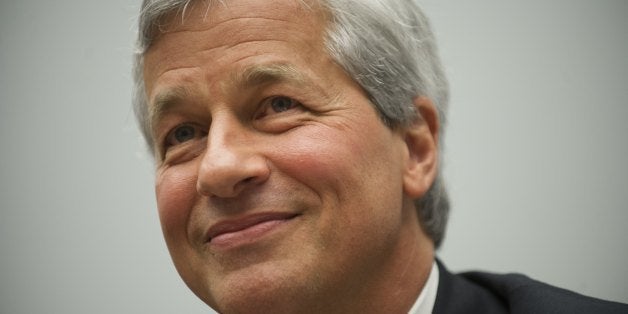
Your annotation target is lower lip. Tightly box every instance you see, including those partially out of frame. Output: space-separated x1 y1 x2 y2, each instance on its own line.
209 217 295 250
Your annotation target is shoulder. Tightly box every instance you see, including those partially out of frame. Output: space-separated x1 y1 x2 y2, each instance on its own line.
460 270 628 314
434 260 628 314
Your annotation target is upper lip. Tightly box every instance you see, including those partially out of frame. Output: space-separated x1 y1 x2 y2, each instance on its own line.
206 212 299 242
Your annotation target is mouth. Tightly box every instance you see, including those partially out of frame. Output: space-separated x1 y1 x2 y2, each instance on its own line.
206 212 300 249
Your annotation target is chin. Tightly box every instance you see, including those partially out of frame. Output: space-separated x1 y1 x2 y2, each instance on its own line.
201 261 316 314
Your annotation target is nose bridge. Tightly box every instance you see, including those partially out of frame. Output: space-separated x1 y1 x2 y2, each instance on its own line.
196 115 269 198
206 115 244 157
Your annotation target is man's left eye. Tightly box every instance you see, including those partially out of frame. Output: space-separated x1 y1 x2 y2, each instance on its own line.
269 96 299 113
256 96 303 120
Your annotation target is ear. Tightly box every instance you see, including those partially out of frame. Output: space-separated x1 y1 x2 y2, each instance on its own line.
402 96 440 199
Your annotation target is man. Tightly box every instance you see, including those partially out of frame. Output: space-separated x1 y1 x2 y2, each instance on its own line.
133 0 627 313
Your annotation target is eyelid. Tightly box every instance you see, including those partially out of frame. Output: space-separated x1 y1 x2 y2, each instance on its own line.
161 122 206 154
256 95 303 119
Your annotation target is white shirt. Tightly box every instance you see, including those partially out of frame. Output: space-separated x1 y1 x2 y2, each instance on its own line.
408 261 439 314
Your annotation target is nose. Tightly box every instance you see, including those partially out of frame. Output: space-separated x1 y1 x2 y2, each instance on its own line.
196 118 270 198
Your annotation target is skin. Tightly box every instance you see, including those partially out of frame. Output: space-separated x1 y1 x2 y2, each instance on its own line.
143 0 440 313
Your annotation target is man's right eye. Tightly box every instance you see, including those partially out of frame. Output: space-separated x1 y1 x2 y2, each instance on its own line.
164 124 201 148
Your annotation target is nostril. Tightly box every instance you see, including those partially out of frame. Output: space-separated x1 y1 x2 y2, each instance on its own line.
232 177 256 193
218 177 257 198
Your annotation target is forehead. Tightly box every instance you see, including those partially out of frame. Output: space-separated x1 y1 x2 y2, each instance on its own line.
142 0 328 88
141 0 353 138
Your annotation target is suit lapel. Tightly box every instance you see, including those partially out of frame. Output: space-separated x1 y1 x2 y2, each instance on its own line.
432 259 508 314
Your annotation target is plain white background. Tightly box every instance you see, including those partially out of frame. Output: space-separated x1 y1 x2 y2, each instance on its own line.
1 1 626 313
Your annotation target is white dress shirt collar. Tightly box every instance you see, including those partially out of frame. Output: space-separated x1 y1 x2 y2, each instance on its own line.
408 261 439 314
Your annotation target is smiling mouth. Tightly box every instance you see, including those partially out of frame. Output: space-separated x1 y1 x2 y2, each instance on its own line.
206 212 300 249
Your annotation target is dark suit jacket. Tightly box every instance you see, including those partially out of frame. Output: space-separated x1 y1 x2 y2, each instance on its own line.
433 260 628 314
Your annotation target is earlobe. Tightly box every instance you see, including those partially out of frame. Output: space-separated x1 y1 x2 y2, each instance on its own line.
402 97 439 199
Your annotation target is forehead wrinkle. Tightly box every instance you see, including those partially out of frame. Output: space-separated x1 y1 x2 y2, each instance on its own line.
153 1 310 43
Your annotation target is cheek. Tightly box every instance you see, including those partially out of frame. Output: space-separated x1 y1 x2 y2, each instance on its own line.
270 125 406 262
269 124 394 206
155 165 199 238
271 129 353 185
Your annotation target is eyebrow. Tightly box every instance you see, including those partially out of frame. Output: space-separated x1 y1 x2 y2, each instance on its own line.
148 85 193 135
148 63 310 135
231 63 307 90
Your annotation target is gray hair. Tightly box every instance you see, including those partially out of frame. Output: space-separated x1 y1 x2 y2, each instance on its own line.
133 0 450 248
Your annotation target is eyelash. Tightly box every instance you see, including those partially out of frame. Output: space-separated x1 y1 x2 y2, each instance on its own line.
162 123 205 152
256 96 303 119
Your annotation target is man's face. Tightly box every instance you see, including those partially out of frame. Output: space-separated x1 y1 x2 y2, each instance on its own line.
143 0 432 312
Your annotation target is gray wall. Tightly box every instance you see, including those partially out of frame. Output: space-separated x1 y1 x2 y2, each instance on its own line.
0 1 626 313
